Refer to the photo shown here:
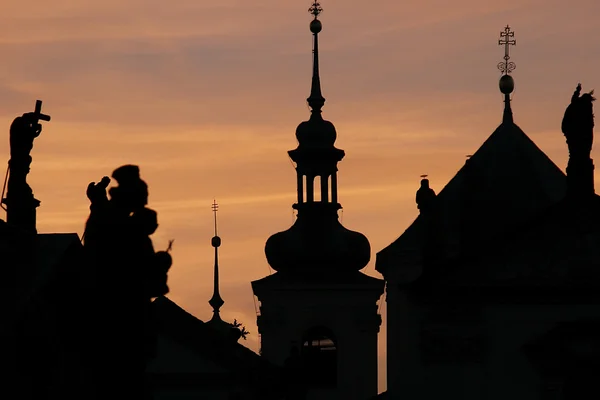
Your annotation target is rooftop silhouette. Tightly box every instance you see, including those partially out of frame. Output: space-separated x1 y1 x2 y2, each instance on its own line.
3 7 600 400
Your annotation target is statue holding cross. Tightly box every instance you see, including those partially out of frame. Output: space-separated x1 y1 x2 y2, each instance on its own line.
2 100 51 232
9 100 50 161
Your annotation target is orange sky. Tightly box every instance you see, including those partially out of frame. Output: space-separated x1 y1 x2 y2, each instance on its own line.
2 0 600 393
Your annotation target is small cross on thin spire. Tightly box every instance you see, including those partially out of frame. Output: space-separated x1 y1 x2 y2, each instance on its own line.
498 25 516 75
309 1 323 19
211 199 218 236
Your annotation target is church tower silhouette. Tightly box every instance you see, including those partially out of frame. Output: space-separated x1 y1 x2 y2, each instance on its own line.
251 2 385 399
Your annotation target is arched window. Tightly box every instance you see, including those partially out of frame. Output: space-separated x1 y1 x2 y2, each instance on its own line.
301 326 337 388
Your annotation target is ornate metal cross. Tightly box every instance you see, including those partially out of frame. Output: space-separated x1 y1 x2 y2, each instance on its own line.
309 1 323 18
498 25 516 75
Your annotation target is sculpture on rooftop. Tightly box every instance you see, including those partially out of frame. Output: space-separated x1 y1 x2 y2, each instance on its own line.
562 83 596 198
1 100 50 232
562 83 595 161
83 165 172 398
84 165 172 297
416 177 437 214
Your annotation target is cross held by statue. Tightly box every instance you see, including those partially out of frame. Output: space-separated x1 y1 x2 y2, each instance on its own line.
31 100 51 123
21 100 51 127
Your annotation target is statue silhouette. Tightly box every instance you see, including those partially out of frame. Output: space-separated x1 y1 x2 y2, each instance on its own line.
416 178 437 213
82 165 172 399
2 101 50 232
562 83 595 161
562 83 597 198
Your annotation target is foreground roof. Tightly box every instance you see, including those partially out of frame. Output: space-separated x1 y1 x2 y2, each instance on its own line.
376 121 567 279
149 296 283 393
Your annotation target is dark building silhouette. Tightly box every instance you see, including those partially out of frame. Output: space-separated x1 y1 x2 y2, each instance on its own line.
376 26 600 400
0 103 87 398
0 105 281 399
252 3 384 400
147 201 285 399
147 296 284 399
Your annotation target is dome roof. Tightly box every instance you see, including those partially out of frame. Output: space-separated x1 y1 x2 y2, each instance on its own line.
265 204 371 273
295 114 337 149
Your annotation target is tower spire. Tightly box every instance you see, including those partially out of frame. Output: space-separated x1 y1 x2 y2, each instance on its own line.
307 1 325 114
497 25 516 124
263 1 371 275
208 199 224 321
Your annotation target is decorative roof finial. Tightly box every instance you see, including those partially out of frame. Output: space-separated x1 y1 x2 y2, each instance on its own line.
497 25 516 123
498 25 516 76
208 199 224 319
309 0 323 19
307 1 325 114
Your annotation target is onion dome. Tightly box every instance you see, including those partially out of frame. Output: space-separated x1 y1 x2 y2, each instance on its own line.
265 204 371 273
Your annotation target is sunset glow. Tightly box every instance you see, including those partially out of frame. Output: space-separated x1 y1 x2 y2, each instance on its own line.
2 0 600 392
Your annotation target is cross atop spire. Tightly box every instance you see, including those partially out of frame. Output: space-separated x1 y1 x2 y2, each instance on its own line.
309 1 323 19
497 25 516 75
212 199 219 236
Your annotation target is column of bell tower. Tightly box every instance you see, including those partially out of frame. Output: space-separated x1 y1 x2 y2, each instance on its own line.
296 172 338 204
251 2 384 399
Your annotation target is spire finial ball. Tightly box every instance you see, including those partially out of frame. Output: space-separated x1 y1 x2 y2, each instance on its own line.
212 235 221 248
499 74 514 94
310 19 322 34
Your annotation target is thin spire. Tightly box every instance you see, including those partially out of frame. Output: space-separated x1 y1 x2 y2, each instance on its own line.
208 199 224 320
307 1 325 114
497 25 516 124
